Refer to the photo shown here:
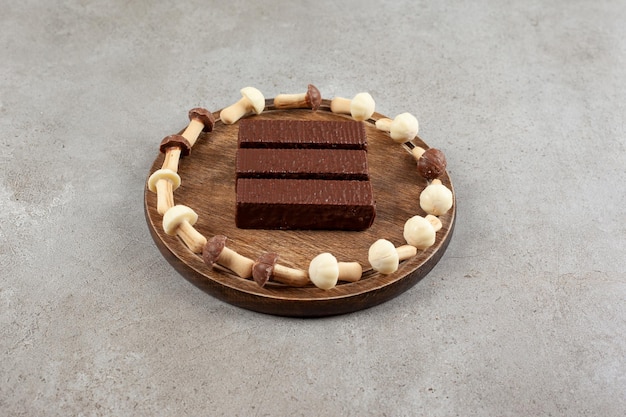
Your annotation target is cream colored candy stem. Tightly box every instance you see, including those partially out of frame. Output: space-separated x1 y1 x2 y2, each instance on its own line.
273 264 309 287
177 220 207 254
181 118 205 147
396 245 418 261
375 118 393 132
425 214 443 232
274 93 307 109
338 261 362 283
330 97 351 114
412 146 426 160
220 98 249 125
155 180 175 215
217 246 254 279
161 147 182 172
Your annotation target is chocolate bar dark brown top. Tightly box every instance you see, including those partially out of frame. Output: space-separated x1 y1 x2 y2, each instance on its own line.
236 148 369 181
236 178 376 230
238 119 367 150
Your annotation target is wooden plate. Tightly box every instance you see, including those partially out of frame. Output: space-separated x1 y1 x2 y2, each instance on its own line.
144 99 456 317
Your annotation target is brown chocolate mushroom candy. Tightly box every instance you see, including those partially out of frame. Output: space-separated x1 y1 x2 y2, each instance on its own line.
417 148 447 180
202 235 227 267
188 107 215 132
252 252 279 287
305 84 322 111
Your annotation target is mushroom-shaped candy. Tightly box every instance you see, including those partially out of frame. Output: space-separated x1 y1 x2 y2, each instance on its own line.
308 253 362 290
183 108 215 147
273 84 322 111
330 92 375 121
252 253 309 287
403 214 443 250
147 168 182 215
162 205 207 253
412 147 447 180
375 112 419 144
420 179 453 216
368 239 418 275
202 235 254 279
220 87 265 124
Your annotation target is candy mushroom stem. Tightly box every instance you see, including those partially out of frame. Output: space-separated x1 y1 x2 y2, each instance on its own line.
273 84 322 111
220 87 265 124
308 253 362 290
252 253 309 287
162 205 207 253
330 92 375 121
337 261 363 283
203 235 254 279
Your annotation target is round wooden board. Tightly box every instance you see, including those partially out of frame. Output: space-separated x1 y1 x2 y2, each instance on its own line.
144 99 456 317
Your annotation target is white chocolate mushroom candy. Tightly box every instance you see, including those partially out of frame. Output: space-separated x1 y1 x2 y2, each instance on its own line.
330 92 375 121
162 205 207 253
389 112 419 143
420 179 454 216
403 215 438 250
350 92 376 121
308 252 339 290
368 240 418 274
375 113 419 143
220 87 265 124
368 239 399 274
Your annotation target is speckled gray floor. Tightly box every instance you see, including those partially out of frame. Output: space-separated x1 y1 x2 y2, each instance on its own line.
1 1 625 416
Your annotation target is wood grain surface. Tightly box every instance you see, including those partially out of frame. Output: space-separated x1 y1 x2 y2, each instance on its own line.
144 99 456 317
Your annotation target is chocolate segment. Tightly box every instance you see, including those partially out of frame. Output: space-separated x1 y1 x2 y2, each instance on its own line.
238 119 367 150
236 179 376 230
236 148 369 181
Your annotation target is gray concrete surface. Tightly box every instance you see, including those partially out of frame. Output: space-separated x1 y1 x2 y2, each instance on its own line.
1 1 625 416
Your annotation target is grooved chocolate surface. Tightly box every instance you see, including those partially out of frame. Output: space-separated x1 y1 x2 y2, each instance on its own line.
238 119 367 150
236 148 369 180
236 179 376 230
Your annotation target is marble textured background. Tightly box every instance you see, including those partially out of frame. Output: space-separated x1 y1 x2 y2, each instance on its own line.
1 1 624 416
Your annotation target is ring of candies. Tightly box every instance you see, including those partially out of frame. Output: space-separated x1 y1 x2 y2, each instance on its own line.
147 85 454 290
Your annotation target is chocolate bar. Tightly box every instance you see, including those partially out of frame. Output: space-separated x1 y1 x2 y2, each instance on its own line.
236 148 369 181
238 119 367 150
235 179 376 230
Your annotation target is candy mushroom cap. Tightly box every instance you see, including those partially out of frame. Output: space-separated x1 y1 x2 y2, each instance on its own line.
252 252 279 287
159 134 191 156
420 179 454 216
306 84 322 111
368 239 400 274
241 87 265 114
188 107 216 132
202 235 227 267
308 252 339 290
162 205 198 236
403 215 436 250
350 92 375 121
389 113 419 143
417 148 447 180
